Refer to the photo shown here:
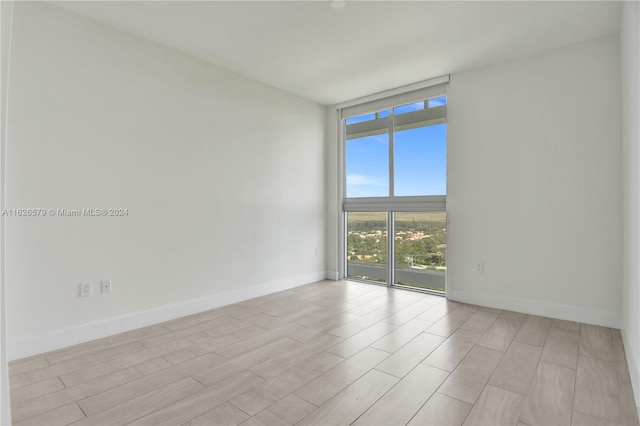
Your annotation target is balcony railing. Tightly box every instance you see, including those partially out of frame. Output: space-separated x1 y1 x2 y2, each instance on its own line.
347 261 445 292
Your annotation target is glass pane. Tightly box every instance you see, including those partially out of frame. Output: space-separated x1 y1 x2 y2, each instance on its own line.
428 96 447 108
346 112 376 125
346 212 387 283
346 133 389 198
393 101 424 116
394 212 446 292
394 123 446 196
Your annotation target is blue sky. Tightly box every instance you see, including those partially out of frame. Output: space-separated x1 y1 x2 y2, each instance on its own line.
346 98 447 198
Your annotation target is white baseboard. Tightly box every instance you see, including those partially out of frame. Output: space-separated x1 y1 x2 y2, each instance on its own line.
622 330 640 409
326 270 340 281
8 271 328 361
447 288 621 328
631 353 640 411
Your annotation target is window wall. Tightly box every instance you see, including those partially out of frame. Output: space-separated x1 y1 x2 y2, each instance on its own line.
340 81 448 293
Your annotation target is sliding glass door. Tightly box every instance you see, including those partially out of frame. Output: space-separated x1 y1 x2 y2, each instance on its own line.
345 211 447 293
345 212 388 283
394 212 446 292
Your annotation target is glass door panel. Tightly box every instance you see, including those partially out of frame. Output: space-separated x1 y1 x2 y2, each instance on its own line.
393 212 446 292
346 212 388 283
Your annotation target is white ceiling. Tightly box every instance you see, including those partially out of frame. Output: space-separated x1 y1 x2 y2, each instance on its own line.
53 1 622 105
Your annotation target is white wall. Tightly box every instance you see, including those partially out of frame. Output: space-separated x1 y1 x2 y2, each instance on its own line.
5 2 327 359
1 0 14 421
447 36 622 327
621 0 640 409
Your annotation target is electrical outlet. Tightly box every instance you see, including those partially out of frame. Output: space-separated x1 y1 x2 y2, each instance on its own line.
315 248 319 257
101 280 112 294
79 281 91 297
474 261 484 273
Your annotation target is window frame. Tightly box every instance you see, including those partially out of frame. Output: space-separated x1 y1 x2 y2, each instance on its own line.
337 76 449 292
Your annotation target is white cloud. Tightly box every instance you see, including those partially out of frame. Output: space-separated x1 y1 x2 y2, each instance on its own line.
346 174 388 197
347 174 379 186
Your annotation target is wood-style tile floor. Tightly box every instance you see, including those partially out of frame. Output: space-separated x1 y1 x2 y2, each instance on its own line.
8 280 640 426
